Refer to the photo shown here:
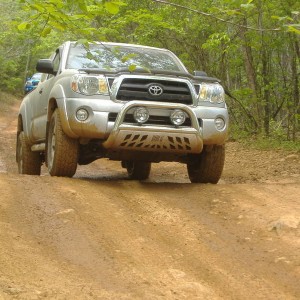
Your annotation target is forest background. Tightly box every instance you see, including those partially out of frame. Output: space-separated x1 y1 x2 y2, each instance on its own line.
0 0 299 147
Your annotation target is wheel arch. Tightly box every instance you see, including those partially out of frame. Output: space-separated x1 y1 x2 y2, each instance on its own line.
46 95 78 139
17 114 23 135
45 98 58 166
17 102 31 139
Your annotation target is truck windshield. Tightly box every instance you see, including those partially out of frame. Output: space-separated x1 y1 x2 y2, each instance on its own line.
66 43 185 72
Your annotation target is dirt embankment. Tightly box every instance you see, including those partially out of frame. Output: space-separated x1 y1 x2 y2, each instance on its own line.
0 100 299 299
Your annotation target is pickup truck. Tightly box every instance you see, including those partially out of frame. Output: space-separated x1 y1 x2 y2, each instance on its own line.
16 41 228 183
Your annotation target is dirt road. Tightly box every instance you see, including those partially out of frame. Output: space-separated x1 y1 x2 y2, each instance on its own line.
0 100 299 299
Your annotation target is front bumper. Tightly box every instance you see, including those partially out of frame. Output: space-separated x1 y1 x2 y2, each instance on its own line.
102 101 203 153
63 98 228 153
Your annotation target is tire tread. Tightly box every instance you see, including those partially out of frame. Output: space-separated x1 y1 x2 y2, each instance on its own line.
47 110 78 177
17 132 41 175
127 162 151 180
187 145 225 184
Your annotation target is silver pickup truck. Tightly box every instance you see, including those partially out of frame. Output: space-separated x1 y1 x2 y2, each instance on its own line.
16 41 228 183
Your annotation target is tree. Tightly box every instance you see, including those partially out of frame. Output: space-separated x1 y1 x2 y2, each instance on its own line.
1 0 299 140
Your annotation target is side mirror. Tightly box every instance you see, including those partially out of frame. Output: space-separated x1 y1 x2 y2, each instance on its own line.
36 59 56 75
194 70 208 77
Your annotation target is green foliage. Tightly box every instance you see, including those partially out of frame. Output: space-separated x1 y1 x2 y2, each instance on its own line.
105 1 125 14
0 0 299 142
0 92 20 115
229 125 300 151
201 33 231 52
244 136 300 151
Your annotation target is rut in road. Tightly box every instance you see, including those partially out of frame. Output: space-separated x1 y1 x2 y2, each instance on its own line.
0 100 299 299
0 173 299 299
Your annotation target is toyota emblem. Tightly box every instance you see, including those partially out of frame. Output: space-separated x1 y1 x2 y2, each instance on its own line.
148 84 163 96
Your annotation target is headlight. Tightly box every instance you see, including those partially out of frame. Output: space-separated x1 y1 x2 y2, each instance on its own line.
170 109 186 126
71 75 109 95
133 107 149 124
198 83 225 104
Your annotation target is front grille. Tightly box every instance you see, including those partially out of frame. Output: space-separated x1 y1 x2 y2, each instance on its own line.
116 78 193 104
108 113 196 127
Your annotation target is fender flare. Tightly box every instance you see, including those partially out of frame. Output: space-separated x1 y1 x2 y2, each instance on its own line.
46 84 78 139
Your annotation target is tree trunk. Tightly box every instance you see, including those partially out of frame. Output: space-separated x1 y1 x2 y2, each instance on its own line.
239 19 259 95
291 37 300 141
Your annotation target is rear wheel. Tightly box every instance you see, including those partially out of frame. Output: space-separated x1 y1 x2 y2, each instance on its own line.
47 109 78 177
16 131 41 175
187 145 225 183
125 161 151 180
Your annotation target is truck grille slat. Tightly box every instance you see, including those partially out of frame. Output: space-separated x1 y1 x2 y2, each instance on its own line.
121 83 189 94
116 78 193 104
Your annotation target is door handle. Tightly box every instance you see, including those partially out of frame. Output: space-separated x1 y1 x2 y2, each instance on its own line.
39 89 43 94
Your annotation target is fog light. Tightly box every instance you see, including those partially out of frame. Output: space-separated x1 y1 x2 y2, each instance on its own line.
133 107 149 124
76 108 89 122
215 117 225 130
170 109 186 126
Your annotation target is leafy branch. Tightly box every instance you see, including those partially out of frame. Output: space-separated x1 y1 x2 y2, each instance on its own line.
151 0 287 32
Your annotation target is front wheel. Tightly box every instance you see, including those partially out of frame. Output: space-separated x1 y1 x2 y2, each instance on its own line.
125 161 151 180
16 131 41 175
187 145 225 184
47 109 78 177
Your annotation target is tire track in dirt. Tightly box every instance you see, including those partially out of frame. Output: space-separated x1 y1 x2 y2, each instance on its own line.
1 174 299 299
0 100 299 299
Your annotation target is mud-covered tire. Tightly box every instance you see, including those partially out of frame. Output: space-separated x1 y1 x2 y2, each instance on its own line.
47 109 78 177
16 132 41 175
126 161 151 180
187 145 225 184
